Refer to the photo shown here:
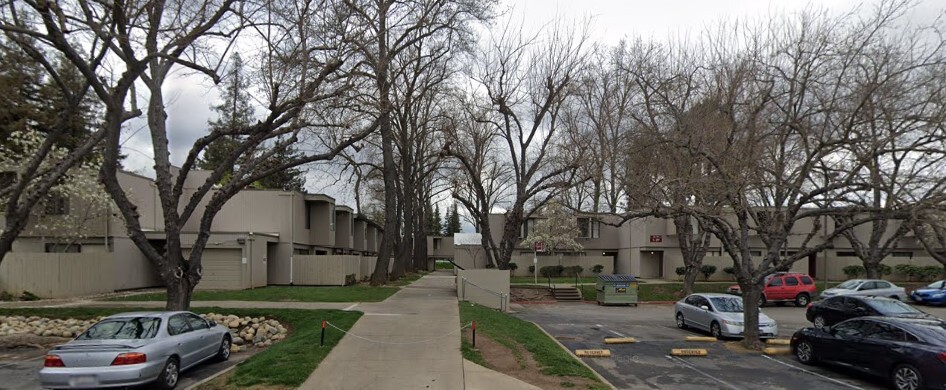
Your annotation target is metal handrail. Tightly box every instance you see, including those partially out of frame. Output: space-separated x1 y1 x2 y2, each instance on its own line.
461 277 509 312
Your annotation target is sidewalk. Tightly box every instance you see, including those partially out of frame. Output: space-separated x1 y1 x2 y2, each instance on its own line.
299 270 539 390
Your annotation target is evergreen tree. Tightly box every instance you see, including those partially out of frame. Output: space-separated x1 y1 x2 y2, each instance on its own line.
198 53 254 175
254 137 307 191
445 203 462 235
427 203 443 236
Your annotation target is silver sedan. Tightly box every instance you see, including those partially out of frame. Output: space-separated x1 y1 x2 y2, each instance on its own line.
820 279 908 301
675 293 779 339
39 311 232 389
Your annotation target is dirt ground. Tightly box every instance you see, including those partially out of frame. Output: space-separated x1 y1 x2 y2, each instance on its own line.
510 287 555 302
462 329 600 390
0 334 68 353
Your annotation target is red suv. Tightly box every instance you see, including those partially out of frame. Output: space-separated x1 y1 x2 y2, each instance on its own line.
727 272 817 307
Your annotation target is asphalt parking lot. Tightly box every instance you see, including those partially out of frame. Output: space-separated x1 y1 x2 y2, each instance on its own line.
512 302 946 390
0 345 249 390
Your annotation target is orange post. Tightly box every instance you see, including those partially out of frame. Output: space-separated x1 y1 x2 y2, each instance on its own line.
320 320 326 347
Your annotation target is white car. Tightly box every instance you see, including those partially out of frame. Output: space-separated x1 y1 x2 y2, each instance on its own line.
674 293 778 339
820 279 908 301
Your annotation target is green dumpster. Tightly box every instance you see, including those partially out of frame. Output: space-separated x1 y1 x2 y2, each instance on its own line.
596 274 639 306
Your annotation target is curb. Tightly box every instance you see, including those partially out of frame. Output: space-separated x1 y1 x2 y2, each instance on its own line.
531 322 618 390
511 301 559 305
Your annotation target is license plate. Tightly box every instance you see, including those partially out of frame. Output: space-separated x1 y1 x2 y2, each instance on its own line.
69 375 99 387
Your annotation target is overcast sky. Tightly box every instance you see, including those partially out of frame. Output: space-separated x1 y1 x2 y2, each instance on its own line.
118 0 940 230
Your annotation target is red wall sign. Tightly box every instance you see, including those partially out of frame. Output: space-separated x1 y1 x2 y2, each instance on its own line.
534 241 545 252
649 235 663 243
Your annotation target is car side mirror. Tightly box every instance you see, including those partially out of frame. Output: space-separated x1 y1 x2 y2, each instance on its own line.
700 305 710 311
206 319 216 328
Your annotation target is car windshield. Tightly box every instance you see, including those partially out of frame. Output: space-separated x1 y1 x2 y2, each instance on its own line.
710 297 744 313
836 280 862 290
926 280 946 289
866 299 922 315
77 317 161 340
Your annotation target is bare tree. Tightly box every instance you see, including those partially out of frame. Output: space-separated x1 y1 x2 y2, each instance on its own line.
339 0 492 285
454 19 590 269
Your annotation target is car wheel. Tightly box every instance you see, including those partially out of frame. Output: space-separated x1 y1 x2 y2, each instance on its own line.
676 313 687 329
812 315 826 329
889 295 901 301
795 293 811 307
156 357 180 390
892 363 923 390
795 340 816 365
215 335 232 362
759 295 767 307
710 321 723 340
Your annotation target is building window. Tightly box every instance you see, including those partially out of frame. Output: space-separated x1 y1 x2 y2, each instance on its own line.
750 250 762 257
305 203 312 230
45 195 70 215
45 243 81 253
520 218 537 239
293 248 311 255
577 217 600 238
891 252 913 258
837 251 857 257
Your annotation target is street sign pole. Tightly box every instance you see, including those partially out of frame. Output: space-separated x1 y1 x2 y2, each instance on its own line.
533 250 538 285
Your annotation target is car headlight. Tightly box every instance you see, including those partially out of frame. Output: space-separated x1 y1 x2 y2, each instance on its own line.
722 320 744 326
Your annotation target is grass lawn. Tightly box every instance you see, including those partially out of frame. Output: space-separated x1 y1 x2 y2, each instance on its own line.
105 271 430 303
459 302 607 389
0 307 361 388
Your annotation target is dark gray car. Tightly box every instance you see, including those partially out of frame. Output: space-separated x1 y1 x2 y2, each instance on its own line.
39 311 231 389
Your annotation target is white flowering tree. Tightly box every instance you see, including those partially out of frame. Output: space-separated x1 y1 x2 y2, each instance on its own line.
519 201 583 255
0 129 112 249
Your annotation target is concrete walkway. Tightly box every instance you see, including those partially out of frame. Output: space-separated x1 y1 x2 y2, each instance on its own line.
299 271 539 390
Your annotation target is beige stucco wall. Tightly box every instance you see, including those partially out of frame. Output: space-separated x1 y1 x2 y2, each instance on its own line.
335 209 353 251
457 269 509 311
427 237 455 259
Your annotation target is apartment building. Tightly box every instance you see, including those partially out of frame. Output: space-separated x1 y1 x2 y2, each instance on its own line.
0 170 382 297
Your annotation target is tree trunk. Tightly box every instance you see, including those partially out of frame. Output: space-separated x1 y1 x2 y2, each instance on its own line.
165 276 195 311
683 268 700 296
864 259 883 279
738 278 765 349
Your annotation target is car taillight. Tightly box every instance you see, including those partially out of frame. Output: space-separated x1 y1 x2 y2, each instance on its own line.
938 352 946 364
807 303 813 309
44 355 65 367
111 352 147 365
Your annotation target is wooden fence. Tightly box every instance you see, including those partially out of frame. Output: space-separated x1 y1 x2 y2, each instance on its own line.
0 253 116 298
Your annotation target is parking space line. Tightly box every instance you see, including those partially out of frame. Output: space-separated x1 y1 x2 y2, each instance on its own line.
760 355 862 390
343 303 358 311
665 355 741 390
608 329 627 338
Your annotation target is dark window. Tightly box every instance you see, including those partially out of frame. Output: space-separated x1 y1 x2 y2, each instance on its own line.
44 243 81 253
577 217 600 238
800 276 814 285
293 248 311 255
860 282 877 290
876 281 892 289
750 250 762 257
891 252 912 258
77 317 161 340
184 314 209 330
768 278 783 287
305 203 312 229
167 315 191 335
0 171 15 188
785 277 799 286
823 297 844 309
685 295 701 306
865 323 908 341
833 320 873 338
45 195 69 215
837 251 857 257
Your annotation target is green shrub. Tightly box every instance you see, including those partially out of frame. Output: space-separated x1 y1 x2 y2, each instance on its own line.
344 274 357 286
920 266 943 282
675 266 687 277
539 265 565 278
895 264 920 281
842 265 865 279
508 262 519 272
20 291 40 301
528 265 535 274
723 266 735 275
0 291 13 301
700 265 718 281
591 264 604 274
563 265 583 277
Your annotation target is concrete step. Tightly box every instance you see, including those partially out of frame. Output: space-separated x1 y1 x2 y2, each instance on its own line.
552 287 583 301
